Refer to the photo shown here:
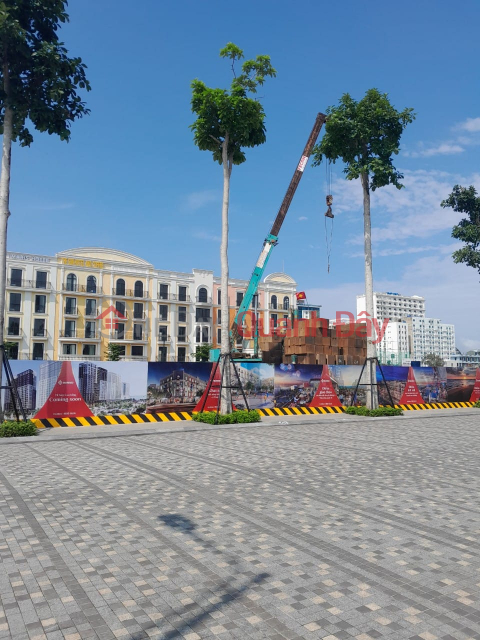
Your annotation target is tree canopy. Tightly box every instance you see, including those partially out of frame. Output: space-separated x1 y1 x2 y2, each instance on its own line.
422 353 445 367
0 0 90 146
441 185 480 277
311 89 415 190
190 43 276 167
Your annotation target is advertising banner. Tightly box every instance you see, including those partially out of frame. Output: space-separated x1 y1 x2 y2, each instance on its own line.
470 369 480 402
3 360 148 420
445 366 478 402
147 362 212 413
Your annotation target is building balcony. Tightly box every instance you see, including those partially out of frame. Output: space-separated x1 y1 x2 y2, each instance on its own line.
119 355 148 362
109 330 148 342
132 312 147 321
64 307 79 317
195 317 211 324
18 353 50 360
7 279 53 290
177 336 188 343
32 329 48 339
158 293 191 302
85 309 99 318
59 355 97 361
62 284 104 295
196 296 212 304
60 330 101 340
156 355 176 362
6 329 23 338
158 334 171 343
112 288 148 299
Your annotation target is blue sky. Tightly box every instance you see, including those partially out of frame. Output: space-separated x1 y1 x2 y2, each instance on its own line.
7 0 480 349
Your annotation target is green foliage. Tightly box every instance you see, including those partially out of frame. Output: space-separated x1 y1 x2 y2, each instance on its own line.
312 89 415 190
345 405 403 417
190 42 275 166
421 353 445 367
3 341 17 356
0 0 90 145
194 344 212 362
473 401 480 408
0 420 37 437
193 409 261 424
105 343 123 361
441 185 480 276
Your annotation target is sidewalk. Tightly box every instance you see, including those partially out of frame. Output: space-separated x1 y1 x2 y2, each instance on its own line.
0 407 477 444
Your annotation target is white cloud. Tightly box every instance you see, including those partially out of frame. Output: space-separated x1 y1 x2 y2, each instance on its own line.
298 216 308 221
335 169 480 244
192 231 221 242
350 243 459 258
457 117 480 133
405 143 464 158
182 190 219 212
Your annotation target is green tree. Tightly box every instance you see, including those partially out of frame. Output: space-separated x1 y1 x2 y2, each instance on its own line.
441 185 480 277
422 353 445 367
311 89 415 408
0 0 90 417
194 344 212 362
105 343 123 361
190 42 275 413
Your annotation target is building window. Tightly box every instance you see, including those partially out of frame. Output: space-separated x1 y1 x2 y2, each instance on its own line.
66 273 77 291
159 325 168 341
217 289 222 304
271 295 277 309
64 320 75 338
202 327 209 343
177 347 186 362
116 278 125 295
83 344 96 356
159 305 168 321
65 297 77 315
236 291 244 307
134 280 144 297
33 319 45 337
133 324 143 340
10 268 22 287
198 287 208 303
196 308 211 322
177 285 187 301
35 271 48 289
85 321 96 339
131 345 143 357
9 292 21 312
178 326 186 342
283 296 289 310
134 302 143 319
85 299 96 316
271 313 277 327
158 346 167 362
159 284 169 300
196 327 201 343
35 295 46 314
32 343 44 360
7 317 20 336
115 300 126 318
86 275 97 293
217 328 221 344
6 343 18 359
217 309 221 324
115 323 125 339
63 344 77 355
113 344 125 357
178 306 186 322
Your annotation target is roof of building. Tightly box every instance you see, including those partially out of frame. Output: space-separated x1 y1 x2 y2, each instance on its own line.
57 247 153 267
264 272 297 285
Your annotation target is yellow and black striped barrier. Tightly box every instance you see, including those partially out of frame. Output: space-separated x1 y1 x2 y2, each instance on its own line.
31 401 476 429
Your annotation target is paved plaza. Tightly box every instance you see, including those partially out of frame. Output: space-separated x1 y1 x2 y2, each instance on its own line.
1 412 480 640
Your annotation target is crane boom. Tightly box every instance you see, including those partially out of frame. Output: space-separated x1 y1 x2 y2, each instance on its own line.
232 112 327 351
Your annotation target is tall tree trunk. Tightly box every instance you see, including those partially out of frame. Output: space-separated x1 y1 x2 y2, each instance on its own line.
220 135 232 414
0 54 13 422
361 172 378 409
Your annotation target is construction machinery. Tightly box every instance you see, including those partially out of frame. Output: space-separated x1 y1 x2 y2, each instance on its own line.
210 112 327 362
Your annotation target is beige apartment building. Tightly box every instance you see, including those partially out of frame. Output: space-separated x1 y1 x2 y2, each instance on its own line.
4 247 298 361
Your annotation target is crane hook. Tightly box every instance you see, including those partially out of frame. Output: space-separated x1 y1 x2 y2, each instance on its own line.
325 194 334 219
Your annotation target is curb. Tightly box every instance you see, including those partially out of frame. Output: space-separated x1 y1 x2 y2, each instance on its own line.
30 401 477 429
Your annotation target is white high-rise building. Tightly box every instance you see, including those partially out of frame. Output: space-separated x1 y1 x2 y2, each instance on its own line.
356 291 455 364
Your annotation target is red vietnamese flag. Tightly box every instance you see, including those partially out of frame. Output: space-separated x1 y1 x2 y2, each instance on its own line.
399 367 424 405
35 361 94 419
309 365 342 407
470 369 480 402
295 291 306 301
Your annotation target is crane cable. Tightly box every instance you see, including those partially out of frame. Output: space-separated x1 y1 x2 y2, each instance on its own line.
324 160 334 273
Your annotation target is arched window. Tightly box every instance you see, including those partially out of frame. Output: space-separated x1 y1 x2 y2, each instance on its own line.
283 296 289 310
196 327 201 343
116 278 125 295
66 273 77 291
271 295 277 309
134 280 144 298
198 287 208 303
86 275 96 293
